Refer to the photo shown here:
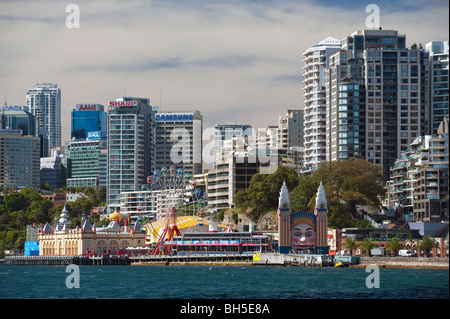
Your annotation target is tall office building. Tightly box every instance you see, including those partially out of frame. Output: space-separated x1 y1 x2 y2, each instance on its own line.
0 105 35 136
107 97 156 214
26 83 61 157
66 137 107 188
302 37 342 174
325 29 429 178
426 41 449 134
207 137 260 211
0 105 40 188
40 147 65 189
71 104 107 140
67 103 108 188
155 111 202 175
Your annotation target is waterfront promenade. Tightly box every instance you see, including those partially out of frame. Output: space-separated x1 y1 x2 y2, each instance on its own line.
2 254 448 269
356 256 449 269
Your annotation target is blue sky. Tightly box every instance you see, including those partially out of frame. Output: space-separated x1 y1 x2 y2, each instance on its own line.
0 0 448 143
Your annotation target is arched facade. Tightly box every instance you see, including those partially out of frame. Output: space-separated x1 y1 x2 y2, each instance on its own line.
38 230 145 256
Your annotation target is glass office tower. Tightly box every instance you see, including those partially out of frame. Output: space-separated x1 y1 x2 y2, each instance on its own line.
71 104 107 140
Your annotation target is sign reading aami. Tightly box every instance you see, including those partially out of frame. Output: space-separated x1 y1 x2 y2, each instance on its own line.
108 101 138 107
155 113 194 122
75 104 104 111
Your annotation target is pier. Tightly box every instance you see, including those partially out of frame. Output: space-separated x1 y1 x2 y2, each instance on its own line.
252 253 339 267
130 253 254 265
4 255 131 266
3 254 253 266
3 253 357 267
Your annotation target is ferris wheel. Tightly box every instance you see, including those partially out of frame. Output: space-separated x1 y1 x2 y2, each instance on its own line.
146 166 198 255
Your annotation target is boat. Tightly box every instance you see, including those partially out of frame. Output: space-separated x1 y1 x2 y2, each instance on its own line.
334 262 348 267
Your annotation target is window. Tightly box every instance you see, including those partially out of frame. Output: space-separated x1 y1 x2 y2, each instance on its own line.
401 65 408 77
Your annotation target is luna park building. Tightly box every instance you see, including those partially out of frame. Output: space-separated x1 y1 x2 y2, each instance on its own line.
38 206 145 256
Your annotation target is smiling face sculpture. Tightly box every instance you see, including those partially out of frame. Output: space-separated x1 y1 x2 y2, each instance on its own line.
290 212 316 253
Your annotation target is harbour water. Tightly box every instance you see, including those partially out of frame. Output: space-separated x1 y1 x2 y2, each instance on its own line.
0 263 448 299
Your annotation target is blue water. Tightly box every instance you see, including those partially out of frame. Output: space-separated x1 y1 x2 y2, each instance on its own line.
0 264 448 299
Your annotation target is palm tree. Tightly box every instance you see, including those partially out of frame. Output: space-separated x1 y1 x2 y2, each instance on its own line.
360 238 377 256
419 236 435 257
385 237 402 256
345 238 357 256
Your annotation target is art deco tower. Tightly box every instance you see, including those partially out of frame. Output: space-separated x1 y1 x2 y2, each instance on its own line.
277 180 291 253
314 181 329 254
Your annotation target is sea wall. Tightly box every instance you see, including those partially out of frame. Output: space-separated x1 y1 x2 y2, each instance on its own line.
357 256 449 269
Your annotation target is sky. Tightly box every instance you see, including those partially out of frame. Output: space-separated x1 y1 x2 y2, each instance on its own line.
0 0 449 144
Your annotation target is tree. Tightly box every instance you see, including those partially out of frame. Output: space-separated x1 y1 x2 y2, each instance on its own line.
217 210 225 222
385 237 402 256
360 238 377 256
3 193 28 213
290 175 317 213
310 158 384 227
345 238 358 256
41 183 52 191
9 210 28 229
419 236 435 257
232 212 239 225
234 166 299 221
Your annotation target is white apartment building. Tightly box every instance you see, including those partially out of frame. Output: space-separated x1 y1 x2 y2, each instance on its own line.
256 126 279 151
302 37 342 174
26 83 61 157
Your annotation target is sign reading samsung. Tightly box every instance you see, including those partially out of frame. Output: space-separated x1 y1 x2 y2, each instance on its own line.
155 113 194 122
2 105 29 112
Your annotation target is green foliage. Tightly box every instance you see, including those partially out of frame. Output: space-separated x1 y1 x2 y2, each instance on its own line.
217 210 225 222
345 238 357 256
419 235 435 257
311 158 384 227
360 238 378 256
232 212 239 225
290 175 318 212
234 159 384 228
234 166 300 220
0 186 106 252
385 237 402 256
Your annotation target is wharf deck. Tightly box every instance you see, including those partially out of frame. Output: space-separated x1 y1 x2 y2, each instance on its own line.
4 255 131 266
130 253 253 265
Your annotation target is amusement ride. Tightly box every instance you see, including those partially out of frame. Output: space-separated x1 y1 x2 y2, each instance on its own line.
145 166 207 255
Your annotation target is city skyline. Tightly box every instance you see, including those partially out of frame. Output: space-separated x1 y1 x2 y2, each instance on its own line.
0 0 449 143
